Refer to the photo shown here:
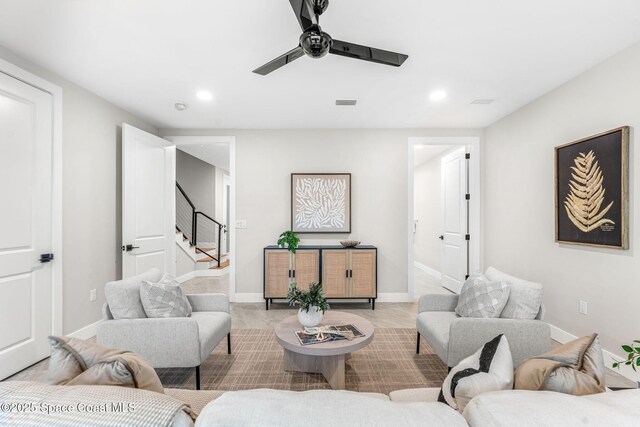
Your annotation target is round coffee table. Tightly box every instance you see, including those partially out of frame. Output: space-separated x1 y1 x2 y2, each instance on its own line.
275 311 374 389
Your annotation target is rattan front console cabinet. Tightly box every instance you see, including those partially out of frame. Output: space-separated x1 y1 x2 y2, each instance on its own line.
263 245 377 310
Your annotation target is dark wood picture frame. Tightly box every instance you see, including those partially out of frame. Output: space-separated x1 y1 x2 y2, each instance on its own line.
291 173 351 234
555 126 629 249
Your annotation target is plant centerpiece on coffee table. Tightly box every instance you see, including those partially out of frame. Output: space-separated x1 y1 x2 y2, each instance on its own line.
277 230 300 254
287 282 329 328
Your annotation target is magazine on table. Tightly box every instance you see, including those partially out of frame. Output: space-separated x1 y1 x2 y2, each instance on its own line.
295 324 365 346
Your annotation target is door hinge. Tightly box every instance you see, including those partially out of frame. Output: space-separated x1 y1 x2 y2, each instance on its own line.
465 193 470 200
40 253 54 263
465 153 470 159
465 234 470 241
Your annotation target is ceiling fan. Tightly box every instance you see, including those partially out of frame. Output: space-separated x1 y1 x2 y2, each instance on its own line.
253 0 409 75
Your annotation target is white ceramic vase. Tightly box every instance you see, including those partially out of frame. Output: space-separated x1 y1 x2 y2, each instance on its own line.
298 306 323 328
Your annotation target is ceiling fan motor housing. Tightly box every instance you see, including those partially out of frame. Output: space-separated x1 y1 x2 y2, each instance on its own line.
300 25 332 58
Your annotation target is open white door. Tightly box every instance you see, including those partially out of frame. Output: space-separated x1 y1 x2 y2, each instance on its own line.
122 124 175 278
0 71 53 379
440 147 468 294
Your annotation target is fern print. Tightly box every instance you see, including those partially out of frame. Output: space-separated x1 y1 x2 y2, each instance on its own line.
564 150 614 232
294 178 346 229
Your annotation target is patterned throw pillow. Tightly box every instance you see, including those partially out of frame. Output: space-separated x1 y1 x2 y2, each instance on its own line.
140 274 192 318
455 274 510 318
438 334 513 412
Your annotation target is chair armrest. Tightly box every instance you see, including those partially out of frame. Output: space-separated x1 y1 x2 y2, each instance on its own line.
96 317 201 367
448 317 551 368
418 293 459 313
187 293 229 313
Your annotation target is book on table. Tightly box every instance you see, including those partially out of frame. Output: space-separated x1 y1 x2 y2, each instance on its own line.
295 324 365 346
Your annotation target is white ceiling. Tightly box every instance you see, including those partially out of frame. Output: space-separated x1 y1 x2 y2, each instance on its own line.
178 144 230 171
1 0 640 129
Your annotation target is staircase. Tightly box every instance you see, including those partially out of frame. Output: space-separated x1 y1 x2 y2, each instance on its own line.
176 182 229 274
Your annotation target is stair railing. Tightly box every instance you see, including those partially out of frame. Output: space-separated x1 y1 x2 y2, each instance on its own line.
175 181 225 268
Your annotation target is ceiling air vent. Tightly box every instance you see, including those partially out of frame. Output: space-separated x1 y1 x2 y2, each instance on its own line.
335 99 357 106
470 98 496 105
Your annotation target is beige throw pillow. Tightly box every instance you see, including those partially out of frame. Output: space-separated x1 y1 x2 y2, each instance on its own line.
514 333 606 395
47 336 164 394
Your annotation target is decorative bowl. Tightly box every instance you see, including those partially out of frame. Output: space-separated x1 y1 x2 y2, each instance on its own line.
340 240 361 247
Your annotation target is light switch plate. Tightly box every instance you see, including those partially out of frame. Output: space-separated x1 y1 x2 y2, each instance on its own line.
90 289 97 302
579 300 588 315
235 219 247 229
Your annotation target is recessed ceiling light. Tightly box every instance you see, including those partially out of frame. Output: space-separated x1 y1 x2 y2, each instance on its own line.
196 90 213 101
429 90 447 102
335 99 357 106
470 98 496 105
200 145 205 147
174 102 188 111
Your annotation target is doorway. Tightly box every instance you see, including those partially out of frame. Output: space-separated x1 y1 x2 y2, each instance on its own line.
0 59 63 380
408 137 481 300
166 136 236 300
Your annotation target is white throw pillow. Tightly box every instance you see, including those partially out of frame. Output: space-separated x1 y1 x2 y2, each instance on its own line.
485 267 543 320
455 273 510 318
438 334 513 412
140 273 192 318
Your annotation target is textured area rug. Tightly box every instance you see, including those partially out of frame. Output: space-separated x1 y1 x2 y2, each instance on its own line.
157 328 447 394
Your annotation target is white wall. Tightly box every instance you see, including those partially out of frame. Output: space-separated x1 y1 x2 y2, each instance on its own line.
177 149 216 217
413 156 442 271
161 129 482 297
0 45 158 335
484 42 640 364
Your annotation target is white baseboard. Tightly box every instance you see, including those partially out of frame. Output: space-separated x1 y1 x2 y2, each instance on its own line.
67 319 102 340
414 261 441 280
550 323 640 383
233 293 264 303
176 271 197 283
176 269 229 284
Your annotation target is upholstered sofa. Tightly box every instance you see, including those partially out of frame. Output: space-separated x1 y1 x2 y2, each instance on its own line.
416 267 551 368
96 269 231 389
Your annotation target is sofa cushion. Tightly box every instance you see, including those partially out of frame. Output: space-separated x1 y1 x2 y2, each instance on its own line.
462 389 640 427
141 273 192 318
416 311 458 363
514 333 606 395
389 387 441 403
485 267 543 320
455 273 510 318
191 312 232 360
47 336 164 394
195 389 467 427
439 334 513 412
105 268 162 319
165 388 225 417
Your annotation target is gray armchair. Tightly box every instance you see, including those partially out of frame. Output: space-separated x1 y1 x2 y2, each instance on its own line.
416 293 550 368
97 290 231 390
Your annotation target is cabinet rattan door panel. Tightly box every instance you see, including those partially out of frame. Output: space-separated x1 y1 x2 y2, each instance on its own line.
293 250 320 291
265 250 292 298
321 250 349 298
350 250 376 297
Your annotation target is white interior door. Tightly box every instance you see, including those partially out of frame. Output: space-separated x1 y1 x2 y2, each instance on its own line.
440 147 468 294
0 71 53 379
122 124 175 278
222 174 230 253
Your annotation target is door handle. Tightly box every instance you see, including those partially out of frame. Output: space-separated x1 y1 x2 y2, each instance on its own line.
122 244 140 252
346 270 349 278
438 235 444 240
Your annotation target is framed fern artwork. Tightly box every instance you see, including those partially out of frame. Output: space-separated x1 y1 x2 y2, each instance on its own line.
555 127 629 249
291 173 351 233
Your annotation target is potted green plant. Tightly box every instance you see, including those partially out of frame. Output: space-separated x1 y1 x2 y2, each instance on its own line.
277 230 300 254
287 282 329 327
612 339 640 389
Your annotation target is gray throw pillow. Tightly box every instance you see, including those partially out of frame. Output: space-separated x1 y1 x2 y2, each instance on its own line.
455 273 510 318
140 274 192 318
104 268 162 319
485 267 543 320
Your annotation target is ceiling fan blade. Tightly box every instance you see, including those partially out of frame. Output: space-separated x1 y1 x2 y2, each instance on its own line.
253 46 305 75
288 0 318 31
330 39 408 67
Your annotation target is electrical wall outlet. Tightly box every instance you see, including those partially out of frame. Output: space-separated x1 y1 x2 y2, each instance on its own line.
579 300 588 315
235 219 247 229
90 289 97 302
